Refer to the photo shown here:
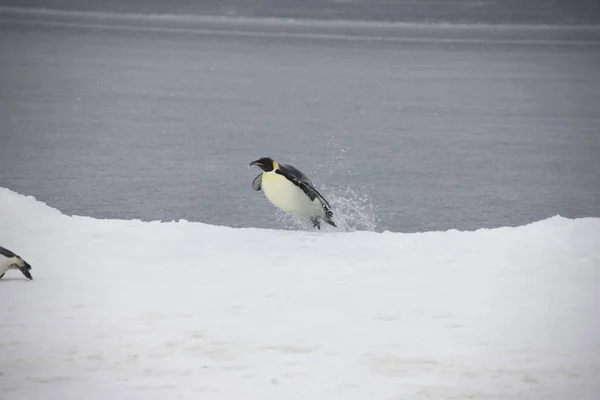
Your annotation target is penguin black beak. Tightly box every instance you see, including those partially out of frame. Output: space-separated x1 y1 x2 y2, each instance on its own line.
19 263 33 280
250 160 265 171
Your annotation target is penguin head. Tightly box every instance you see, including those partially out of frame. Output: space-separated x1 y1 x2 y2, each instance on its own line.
19 260 32 280
250 157 277 172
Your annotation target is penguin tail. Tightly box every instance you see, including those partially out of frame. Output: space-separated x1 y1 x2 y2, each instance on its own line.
323 210 336 228
311 209 336 230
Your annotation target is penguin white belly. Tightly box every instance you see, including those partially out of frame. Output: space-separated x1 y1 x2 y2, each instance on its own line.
261 172 323 217
0 257 11 276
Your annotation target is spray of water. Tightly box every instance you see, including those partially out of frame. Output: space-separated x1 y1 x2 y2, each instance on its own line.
275 185 377 232
274 144 380 233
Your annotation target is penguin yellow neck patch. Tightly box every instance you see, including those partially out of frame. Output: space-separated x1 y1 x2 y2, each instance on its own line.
272 161 279 170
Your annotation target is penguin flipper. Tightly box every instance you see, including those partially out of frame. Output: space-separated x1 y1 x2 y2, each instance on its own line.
252 173 263 191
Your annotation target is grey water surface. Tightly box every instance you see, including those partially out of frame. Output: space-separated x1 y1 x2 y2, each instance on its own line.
0 6 599 232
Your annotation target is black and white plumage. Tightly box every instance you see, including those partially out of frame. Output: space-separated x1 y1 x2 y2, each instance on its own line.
250 157 336 229
0 245 33 280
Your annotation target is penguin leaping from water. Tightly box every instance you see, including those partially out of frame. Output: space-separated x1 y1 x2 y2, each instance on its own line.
0 245 33 280
250 157 336 229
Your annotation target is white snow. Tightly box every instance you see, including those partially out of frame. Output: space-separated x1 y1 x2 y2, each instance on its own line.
1 187 599 399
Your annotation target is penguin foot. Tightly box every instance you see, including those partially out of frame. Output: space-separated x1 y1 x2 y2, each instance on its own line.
310 216 321 230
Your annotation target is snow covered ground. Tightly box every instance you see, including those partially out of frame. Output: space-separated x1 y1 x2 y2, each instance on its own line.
1 186 599 399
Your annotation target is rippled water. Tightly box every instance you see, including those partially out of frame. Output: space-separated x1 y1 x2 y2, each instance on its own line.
1 9 599 232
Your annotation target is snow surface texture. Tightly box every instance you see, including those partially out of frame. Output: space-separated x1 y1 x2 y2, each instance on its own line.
1 187 599 399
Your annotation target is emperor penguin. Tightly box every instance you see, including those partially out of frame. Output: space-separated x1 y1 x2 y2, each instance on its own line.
0 245 33 280
250 156 336 229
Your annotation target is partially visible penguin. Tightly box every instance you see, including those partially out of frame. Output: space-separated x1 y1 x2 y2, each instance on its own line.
0 245 33 280
250 156 336 229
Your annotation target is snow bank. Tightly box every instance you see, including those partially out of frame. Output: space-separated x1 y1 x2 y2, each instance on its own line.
1 187 599 399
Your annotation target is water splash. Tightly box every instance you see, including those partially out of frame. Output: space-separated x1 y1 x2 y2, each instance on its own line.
275 185 377 232
324 185 378 232
274 144 380 232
